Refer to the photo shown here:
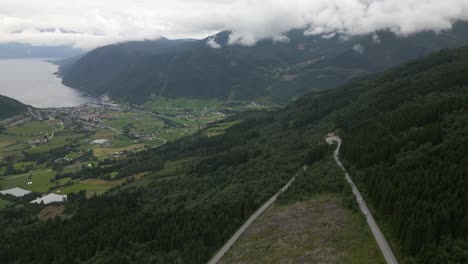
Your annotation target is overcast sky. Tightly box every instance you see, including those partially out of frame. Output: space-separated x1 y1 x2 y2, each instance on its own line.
1 0 468 50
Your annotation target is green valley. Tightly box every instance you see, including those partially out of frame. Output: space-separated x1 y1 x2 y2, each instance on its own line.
1 44 467 264
0 97 271 199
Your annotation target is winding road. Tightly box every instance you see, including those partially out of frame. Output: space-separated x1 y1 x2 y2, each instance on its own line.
207 166 307 264
326 134 398 264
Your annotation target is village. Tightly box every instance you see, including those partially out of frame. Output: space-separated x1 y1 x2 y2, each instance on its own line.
0 97 257 209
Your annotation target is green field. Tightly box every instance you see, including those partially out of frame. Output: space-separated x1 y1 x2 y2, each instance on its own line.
13 161 36 170
0 121 56 157
0 170 57 192
59 179 119 197
204 120 240 137
7 121 54 137
93 144 145 158
59 174 145 198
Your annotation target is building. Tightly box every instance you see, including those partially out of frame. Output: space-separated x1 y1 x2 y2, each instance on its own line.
30 193 67 205
0 187 31 197
91 139 109 145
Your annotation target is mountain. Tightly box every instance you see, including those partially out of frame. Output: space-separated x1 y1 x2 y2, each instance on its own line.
0 94 28 119
1 44 467 263
0 43 83 59
60 22 468 103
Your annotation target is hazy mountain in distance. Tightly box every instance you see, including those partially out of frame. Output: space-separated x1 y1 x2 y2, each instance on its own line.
0 43 84 59
60 21 468 103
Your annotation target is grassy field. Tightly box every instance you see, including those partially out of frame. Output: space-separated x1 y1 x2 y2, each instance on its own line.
0 121 53 157
7 121 54 138
220 194 384 264
58 179 121 197
93 143 145 158
59 173 146 197
0 139 15 149
0 123 80 158
204 120 240 137
13 161 36 170
91 129 115 140
0 169 58 192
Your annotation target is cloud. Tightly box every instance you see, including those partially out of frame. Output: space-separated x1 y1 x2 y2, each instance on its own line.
372 33 381 44
353 44 365 54
321 32 336 39
1 0 468 50
206 37 221 48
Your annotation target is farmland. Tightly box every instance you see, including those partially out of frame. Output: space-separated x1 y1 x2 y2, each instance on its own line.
0 97 274 203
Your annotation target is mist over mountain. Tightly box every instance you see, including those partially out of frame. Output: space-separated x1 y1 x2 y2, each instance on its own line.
0 43 83 59
2 0 468 49
60 22 468 103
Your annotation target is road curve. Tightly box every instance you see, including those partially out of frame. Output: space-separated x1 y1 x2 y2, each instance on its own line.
207 166 307 264
326 134 398 264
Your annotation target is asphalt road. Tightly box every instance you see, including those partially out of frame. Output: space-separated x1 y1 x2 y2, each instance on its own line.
326 134 398 264
207 166 307 264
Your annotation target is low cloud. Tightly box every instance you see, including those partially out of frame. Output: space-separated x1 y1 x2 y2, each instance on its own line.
372 33 381 44
1 0 468 50
353 44 365 54
321 32 336 39
206 37 221 48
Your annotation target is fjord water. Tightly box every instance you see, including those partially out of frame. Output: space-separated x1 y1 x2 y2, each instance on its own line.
0 59 95 108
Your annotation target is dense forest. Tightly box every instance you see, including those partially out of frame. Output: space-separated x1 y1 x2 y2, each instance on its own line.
336 48 468 263
0 94 28 119
1 45 468 263
60 22 468 103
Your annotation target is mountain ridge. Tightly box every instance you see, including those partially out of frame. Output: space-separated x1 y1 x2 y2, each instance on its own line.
60 21 468 103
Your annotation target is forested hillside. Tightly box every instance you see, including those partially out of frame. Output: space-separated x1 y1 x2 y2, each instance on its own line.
61 22 468 103
336 49 468 262
1 45 467 263
0 94 28 119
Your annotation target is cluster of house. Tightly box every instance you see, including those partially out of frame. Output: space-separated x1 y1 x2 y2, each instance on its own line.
0 187 67 205
39 102 115 130
27 138 49 145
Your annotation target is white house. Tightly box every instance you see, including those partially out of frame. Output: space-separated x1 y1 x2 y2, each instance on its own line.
30 193 67 205
91 139 109 145
0 187 31 197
